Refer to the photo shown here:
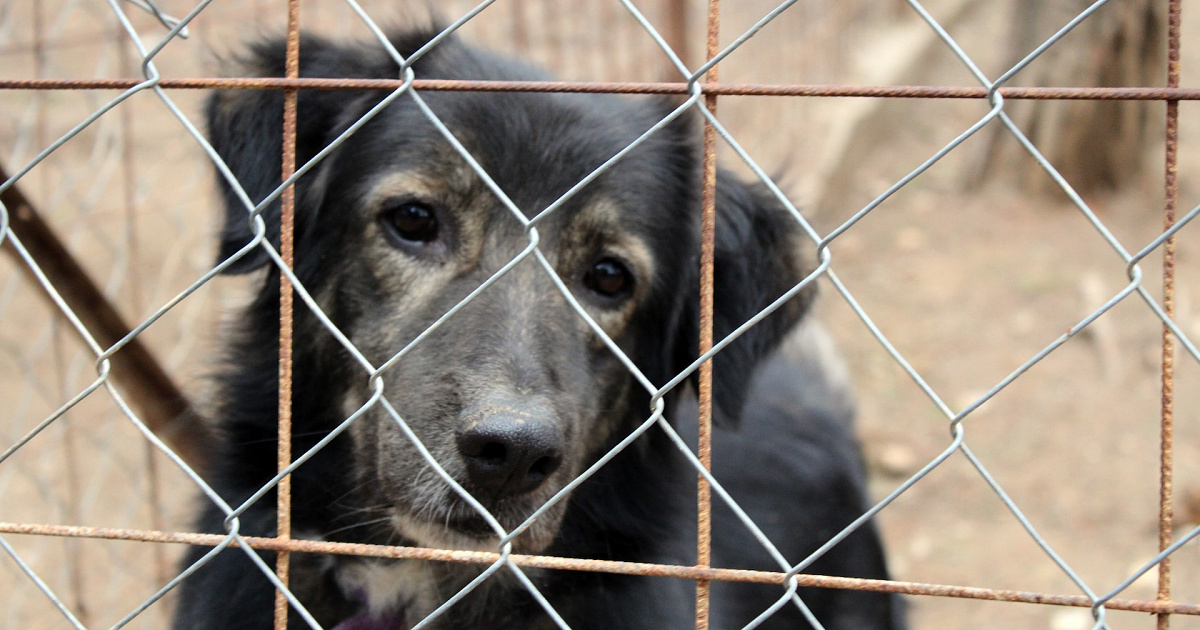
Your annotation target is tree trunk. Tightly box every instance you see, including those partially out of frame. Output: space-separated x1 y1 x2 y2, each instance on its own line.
981 0 1165 196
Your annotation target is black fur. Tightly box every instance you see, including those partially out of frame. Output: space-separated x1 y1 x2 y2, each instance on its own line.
174 28 904 630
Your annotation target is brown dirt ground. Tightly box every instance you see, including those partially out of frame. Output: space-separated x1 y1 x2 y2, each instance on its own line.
1 1 1199 629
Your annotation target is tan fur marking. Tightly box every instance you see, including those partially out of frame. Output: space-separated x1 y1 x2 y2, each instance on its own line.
354 168 486 364
563 199 655 345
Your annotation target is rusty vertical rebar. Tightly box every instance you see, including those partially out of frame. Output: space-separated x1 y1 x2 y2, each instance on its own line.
5 3 1200 627
1157 1 1181 629
695 1 719 629
275 0 301 627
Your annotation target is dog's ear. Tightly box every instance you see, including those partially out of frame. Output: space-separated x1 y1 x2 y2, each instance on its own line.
674 171 816 427
208 32 438 273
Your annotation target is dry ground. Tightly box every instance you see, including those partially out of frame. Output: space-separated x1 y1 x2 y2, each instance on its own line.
1 1 1198 629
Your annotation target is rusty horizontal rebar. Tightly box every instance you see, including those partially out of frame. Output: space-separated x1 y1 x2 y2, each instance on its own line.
1 77 1199 100
1 521 1196 616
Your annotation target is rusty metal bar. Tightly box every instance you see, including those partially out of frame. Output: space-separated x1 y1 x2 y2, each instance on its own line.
273 0 302 627
0 164 210 468
694 1 721 628
3 78 1200 100
1158 1 1182 629
1 521 1197 616
3 4 1196 626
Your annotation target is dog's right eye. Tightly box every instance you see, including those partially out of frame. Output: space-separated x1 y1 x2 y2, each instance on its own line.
382 201 439 243
583 258 634 300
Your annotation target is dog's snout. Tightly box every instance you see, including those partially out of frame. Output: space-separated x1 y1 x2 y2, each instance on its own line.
456 407 564 497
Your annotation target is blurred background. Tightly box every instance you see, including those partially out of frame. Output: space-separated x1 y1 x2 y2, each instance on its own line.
1 1 1199 628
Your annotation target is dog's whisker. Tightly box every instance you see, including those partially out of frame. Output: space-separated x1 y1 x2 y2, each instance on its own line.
319 516 396 539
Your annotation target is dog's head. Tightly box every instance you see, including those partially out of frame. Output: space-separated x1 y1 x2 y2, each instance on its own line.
209 30 815 553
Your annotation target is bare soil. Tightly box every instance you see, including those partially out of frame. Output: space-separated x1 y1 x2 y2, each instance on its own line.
1 1 1198 629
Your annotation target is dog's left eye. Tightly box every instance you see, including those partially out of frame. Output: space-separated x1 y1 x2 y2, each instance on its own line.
584 258 634 299
382 201 439 243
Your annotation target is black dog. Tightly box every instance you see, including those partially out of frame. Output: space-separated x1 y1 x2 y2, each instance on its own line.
174 27 904 630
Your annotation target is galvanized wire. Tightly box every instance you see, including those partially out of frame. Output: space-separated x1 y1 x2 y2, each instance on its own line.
0 1 1196 629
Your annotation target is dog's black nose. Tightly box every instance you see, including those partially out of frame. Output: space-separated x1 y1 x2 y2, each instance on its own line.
456 408 564 497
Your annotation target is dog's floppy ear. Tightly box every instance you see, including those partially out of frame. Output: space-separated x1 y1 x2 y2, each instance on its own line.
674 171 816 426
208 32 435 273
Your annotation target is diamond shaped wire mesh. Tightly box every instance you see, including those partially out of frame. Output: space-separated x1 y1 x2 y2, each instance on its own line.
1 0 1198 629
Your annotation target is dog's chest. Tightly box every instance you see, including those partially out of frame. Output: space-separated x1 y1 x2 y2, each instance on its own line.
332 557 539 629
335 559 439 628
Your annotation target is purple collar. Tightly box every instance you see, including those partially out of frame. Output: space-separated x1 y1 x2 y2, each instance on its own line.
332 588 406 630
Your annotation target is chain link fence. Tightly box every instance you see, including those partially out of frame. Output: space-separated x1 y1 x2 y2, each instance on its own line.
1 0 1198 628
